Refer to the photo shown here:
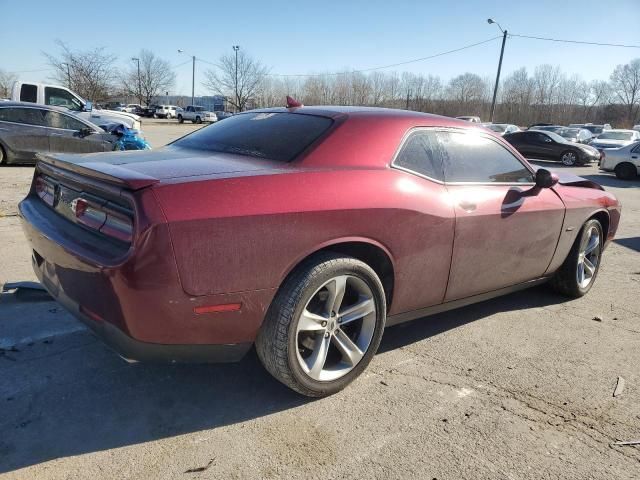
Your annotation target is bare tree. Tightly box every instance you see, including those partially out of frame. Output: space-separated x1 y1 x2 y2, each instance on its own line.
122 50 175 106
203 50 268 112
610 58 640 126
43 40 117 101
0 69 18 98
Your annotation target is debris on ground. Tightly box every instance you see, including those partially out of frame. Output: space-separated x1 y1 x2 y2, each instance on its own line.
184 458 215 473
613 377 626 397
592 316 603 322
612 440 640 447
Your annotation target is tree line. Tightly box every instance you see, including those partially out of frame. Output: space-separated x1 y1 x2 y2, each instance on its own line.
1 42 638 128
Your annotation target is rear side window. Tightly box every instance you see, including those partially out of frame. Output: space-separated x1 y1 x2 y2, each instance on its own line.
44 111 86 130
438 131 533 183
394 130 444 181
20 84 38 103
0 107 46 126
173 112 334 162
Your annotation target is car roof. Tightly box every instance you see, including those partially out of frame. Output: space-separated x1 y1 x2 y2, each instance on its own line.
0 101 79 114
602 129 636 133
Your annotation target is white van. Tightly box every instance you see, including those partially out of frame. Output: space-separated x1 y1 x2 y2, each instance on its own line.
155 105 180 119
11 81 141 130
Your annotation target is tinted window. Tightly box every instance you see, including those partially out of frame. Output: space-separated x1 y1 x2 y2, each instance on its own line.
20 84 38 102
0 107 46 126
438 131 533 183
394 130 444 181
44 87 83 111
173 112 333 162
44 111 86 130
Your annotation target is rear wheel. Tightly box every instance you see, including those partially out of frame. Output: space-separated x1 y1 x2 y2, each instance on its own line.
195 116 202 124
0 145 6 165
614 162 637 180
256 253 386 397
178 115 184 124
560 150 579 166
551 219 603 297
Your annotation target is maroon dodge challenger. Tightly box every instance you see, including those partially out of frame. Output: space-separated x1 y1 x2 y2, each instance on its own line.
20 106 621 397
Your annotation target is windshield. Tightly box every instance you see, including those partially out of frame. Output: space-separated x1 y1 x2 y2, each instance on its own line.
536 126 562 132
543 131 568 143
172 111 333 162
597 131 633 140
584 126 603 134
486 124 506 133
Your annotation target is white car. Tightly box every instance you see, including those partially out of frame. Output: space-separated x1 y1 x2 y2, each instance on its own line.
600 141 640 180
632 124 640 132
123 104 142 113
155 105 180 119
590 129 640 150
178 105 218 124
481 123 520 136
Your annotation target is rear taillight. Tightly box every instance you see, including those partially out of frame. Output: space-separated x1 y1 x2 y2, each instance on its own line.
35 176 55 206
72 197 133 243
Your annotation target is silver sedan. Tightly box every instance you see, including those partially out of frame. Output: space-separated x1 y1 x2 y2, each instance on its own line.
600 141 640 179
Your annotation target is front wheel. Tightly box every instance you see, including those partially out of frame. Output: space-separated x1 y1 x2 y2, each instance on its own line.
614 162 637 180
560 150 579 166
0 145 6 165
178 115 184 124
550 219 603 297
256 253 386 397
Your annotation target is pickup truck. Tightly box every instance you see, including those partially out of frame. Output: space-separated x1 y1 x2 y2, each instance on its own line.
11 81 141 130
178 105 217 124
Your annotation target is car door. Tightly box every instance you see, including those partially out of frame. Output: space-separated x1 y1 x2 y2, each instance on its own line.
529 132 559 159
506 132 533 157
436 129 565 301
44 111 111 154
0 107 50 161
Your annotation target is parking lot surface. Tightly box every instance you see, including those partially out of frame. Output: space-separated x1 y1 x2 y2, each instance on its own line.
1 122 639 479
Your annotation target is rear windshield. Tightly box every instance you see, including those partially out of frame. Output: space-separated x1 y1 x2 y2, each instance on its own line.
597 131 633 140
173 112 333 162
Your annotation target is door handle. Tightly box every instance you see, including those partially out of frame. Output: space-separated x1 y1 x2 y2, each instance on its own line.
459 201 477 212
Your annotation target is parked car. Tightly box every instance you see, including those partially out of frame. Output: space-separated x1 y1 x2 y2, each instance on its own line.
19 107 620 397
589 129 640 150
599 142 640 179
633 124 640 132
456 115 481 123
528 122 555 129
0 102 149 164
569 123 612 137
504 130 601 166
122 104 142 114
103 102 125 111
555 127 593 144
215 111 234 120
141 105 159 118
532 125 563 133
11 82 141 130
155 105 180 119
481 123 520 135
178 105 217 124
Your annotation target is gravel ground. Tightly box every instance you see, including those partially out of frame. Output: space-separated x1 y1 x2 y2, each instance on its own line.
0 123 639 479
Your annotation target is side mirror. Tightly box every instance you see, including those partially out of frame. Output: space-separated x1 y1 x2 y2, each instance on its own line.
535 168 559 189
84 101 93 112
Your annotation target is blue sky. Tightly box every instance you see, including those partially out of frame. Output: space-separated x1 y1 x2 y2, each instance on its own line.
1 0 638 96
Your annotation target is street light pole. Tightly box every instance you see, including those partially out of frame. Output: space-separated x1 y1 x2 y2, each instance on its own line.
178 49 195 106
131 57 141 105
62 62 71 89
487 18 507 123
233 45 240 112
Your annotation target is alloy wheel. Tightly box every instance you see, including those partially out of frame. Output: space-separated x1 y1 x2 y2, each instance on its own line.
577 225 600 289
561 151 577 166
295 275 376 382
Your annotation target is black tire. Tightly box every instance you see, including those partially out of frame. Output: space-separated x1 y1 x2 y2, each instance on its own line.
560 150 579 166
195 116 202 124
550 219 603 298
614 162 637 180
256 253 387 397
178 115 184 124
0 144 6 165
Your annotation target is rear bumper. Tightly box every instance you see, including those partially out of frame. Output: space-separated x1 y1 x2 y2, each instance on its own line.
19 194 274 363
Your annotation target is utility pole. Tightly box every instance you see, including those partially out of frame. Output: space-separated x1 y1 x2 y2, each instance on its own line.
131 57 141 105
62 62 71 89
233 45 240 112
178 49 195 106
406 89 411 110
487 18 507 123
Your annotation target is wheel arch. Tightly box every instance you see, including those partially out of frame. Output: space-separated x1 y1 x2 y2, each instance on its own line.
280 238 396 309
589 209 609 239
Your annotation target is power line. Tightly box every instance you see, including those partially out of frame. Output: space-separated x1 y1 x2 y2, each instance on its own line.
509 33 640 49
7 67 54 73
266 36 502 77
171 59 193 69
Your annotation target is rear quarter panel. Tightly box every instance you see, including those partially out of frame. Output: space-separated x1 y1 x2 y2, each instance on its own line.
153 167 455 316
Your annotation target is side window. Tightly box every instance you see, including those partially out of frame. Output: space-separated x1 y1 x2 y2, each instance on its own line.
438 131 534 184
632 143 640 154
0 108 17 121
534 133 551 143
6 108 47 126
20 84 38 103
394 130 444 181
44 111 86 130
44 87 83 111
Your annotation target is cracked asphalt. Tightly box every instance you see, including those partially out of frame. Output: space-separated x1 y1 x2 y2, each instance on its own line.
1 121 639 479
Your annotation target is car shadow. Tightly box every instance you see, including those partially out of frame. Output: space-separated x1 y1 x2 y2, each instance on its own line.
613 236 640 253
580 173 640 189
0 284 567 473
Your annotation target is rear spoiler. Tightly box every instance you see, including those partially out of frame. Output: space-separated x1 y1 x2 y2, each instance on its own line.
36 153 159 191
